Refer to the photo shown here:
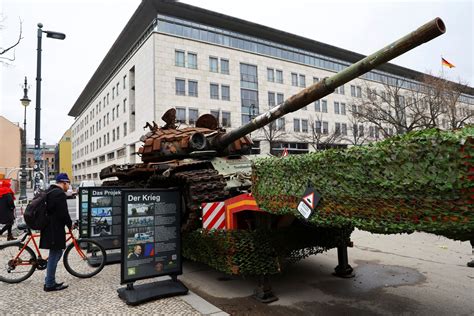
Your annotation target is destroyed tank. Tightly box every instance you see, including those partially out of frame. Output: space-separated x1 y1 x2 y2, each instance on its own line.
100 17 445 234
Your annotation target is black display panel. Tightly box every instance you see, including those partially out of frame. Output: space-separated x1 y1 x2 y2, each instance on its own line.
80 187 123 249
78 187 90 238
121 189 182 284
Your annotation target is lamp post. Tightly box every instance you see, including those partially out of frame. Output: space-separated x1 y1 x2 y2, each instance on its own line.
34 23 65 192
19 77 31 201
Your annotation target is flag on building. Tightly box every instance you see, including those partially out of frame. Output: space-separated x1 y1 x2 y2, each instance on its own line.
441 57 455 68
282 147 289 157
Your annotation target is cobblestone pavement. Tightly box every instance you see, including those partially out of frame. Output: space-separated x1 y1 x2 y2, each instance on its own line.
0 238 201 315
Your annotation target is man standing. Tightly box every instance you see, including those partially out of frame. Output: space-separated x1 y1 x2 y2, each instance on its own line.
40 173 72 292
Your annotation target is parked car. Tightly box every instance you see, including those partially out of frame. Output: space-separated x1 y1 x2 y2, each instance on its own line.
79 180 97 187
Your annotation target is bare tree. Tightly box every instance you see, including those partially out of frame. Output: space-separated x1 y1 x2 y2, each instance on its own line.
350 75 473 136
0 16 23 63
421 74 473 129
346 113 371 146
294 113 345 150
255 117 288 155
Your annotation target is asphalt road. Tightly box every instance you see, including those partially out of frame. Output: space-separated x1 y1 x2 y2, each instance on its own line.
64 197 474 315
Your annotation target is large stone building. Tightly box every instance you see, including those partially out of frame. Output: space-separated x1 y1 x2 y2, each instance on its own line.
0 116 21 185
68 0 474 183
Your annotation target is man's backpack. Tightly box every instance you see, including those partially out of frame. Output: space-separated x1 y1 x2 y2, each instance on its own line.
24 190 54 230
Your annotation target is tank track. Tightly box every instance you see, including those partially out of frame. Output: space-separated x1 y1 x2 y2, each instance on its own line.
173 169 229 232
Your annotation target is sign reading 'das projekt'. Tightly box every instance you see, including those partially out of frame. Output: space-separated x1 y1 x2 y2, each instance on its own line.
80 187 123 249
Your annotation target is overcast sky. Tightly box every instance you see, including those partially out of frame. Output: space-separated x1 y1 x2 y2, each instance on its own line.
0 0 472 145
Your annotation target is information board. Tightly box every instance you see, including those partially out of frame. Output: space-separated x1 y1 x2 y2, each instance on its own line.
78 187 91 238
121 189 182 284
89 187 123 249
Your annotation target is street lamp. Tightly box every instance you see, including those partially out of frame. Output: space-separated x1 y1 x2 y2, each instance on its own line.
19 77 31 200
34 23 65 192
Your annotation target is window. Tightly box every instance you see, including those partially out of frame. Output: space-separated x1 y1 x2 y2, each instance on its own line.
123 98 127 113
221 59 229 74
341 123 347 136
335 122 341 135
211 110 220 120
351 85 356 97
187 52 197 69
107 113 110 125
112 87 115 100
334 102 340 114
299 74 306 87
112 108 115 120
369 126 375 138
241 88 259 124
240 63 258 90
293 118 300 132
268 92 275 107
116 82 120 96
112 129 116 142
335 85 345 95
291 73 298 86
209 57 218 72
322 121 329 135
189 108 199 125
267 68 275 82
123 75 127 89
221 85 230 101
176 107 186 123
107 152 115 160
356 86 362 98
314 100 320 112
302 119 308 133
313 77 319 84
276 118 285 131
222 111 231 127
210 83 219 99
315 120 322 133
341 103 346 115
175 79 186 95
277 93 284 105
322 100 328 113
188 80 198 97
276 70 283 83
124 122 127 137
175 50 185 67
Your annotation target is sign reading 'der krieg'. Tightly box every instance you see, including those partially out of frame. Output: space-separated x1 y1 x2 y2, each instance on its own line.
121 189 182 284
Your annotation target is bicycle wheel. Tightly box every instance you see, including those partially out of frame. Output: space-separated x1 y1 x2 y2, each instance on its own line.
0 244 37 283
63 239 106 278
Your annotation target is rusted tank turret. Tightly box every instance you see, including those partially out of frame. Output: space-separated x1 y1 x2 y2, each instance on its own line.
100 17 446 232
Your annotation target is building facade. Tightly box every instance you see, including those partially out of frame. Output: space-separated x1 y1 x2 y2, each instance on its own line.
55 129 73 178
0 116 21 184
27 143 57 183
68 0 474 183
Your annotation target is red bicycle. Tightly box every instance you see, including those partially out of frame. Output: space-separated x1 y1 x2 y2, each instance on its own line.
0 222 106 283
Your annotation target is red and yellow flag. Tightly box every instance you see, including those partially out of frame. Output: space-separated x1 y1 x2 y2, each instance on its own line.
441 57 455 68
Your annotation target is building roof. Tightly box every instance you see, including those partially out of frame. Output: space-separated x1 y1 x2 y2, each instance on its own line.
68 0 474 118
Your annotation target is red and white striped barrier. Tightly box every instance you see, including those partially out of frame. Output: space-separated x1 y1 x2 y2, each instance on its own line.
202 201 225 230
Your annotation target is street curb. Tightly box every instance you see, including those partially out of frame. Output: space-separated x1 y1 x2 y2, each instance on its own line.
182 291 229 316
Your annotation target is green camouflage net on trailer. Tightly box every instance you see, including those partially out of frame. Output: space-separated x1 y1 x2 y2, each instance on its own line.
182 224 353 275
252 127 474 241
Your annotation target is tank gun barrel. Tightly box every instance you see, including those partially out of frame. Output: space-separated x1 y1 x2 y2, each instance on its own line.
214 17 446 149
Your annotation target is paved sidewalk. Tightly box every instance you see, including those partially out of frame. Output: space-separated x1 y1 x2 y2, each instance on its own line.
0 241 227 315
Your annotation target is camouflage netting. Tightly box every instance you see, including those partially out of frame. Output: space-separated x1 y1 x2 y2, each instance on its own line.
252 127 474 241
182 224 353 275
